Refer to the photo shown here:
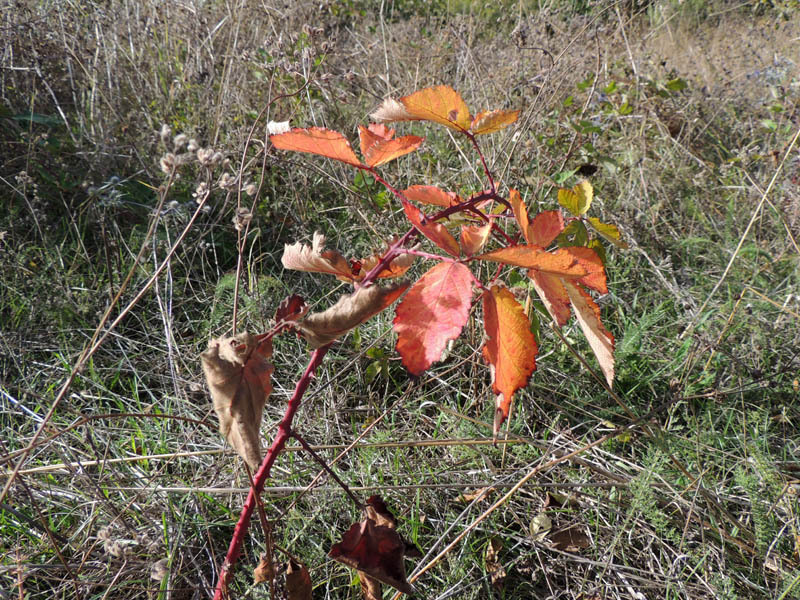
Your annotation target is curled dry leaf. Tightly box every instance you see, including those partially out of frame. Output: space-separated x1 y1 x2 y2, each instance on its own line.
253 553 275 584
200 333 273 470
275 294 309 327
329 496 416 596
549 526 591 552
296 283 409 348
285 558 312 600
282 231 353 279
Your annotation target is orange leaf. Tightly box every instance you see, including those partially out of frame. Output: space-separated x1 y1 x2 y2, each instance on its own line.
460 221 492 256
359 123 395 157
402 199 461 258
200 333 273 470
565 246 607 294
270 127 363 167
358 124 423 167
528 272 571 326
281 231 353 279
565 283 615 386
478 245 588 277
403 184 461 208
529 210 564 248
350 251 415 282
509 189 532 243
399 85 472 132
470 109 519 135
482 286 537 434
394 262 473 375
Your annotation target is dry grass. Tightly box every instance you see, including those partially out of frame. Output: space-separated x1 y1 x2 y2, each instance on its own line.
2 1 800 599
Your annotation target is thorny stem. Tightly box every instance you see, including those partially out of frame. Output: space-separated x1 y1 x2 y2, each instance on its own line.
466 133 494 192
213 345 330 600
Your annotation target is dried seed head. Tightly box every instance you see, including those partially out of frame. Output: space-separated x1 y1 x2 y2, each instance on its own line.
197 148 214 166
150 558 169 581
233 207 253 231
244 182 257 196
159 124 171 144
159 153 176 174
173 133 188 150
187 138 199 152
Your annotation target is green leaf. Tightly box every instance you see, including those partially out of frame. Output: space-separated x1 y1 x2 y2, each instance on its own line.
761 119 778 131
617 101 633 116
557 220 589 247
557 180 593 216
665 78 687 92
603 81 618 95
587 217 628 248
587 238 607 265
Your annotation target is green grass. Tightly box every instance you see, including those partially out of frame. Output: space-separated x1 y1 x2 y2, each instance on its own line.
2 1 800 599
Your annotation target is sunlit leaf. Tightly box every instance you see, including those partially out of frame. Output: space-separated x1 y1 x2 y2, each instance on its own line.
586 217 628 248
357 125 423 167
565 283 614 386
297 283 408 348
565 246 607 294
529 210 564 247
399 85 472 132
528 271 571 326
460 221 492 256
508 189 532 243
200 333 273 470
403 184 461 208
270 127 363 167
470 109 519 135
478 245 588 277
482 286 537 434
394 262 473 375
402 199 461 257
557 180 593 216
282 231 353 279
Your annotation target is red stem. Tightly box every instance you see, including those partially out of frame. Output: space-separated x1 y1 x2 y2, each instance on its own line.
213 345 330 600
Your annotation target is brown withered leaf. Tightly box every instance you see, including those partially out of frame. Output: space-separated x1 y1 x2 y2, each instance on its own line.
348 251 415 282
329 517 415 595
297 283 409 348
282 231 353 278
285 558 312 600
485 538 506 588
275 294 308 325
458 487 494 503
549 526 591 552
200 333 273 470
253 553 275 584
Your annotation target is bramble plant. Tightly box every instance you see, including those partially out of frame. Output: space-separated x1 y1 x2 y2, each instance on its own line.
203 85 625 599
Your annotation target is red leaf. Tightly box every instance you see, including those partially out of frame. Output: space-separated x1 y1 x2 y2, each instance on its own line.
394 262 473 375
529 210 564 248
478 245 588 277
527 272 571 326
270 127 363 167
358 125 423 167
565 246 607 294
403 184 461 208
349 251 415 282
402 199 461 258
565 283 615 386
482 286 537 434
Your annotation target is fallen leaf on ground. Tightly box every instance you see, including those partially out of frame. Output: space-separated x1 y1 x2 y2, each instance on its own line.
458 487 493 503
529 513 552 542
549 526 591 552
200 333 273 470
297 283 408 348
485 538 506 587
